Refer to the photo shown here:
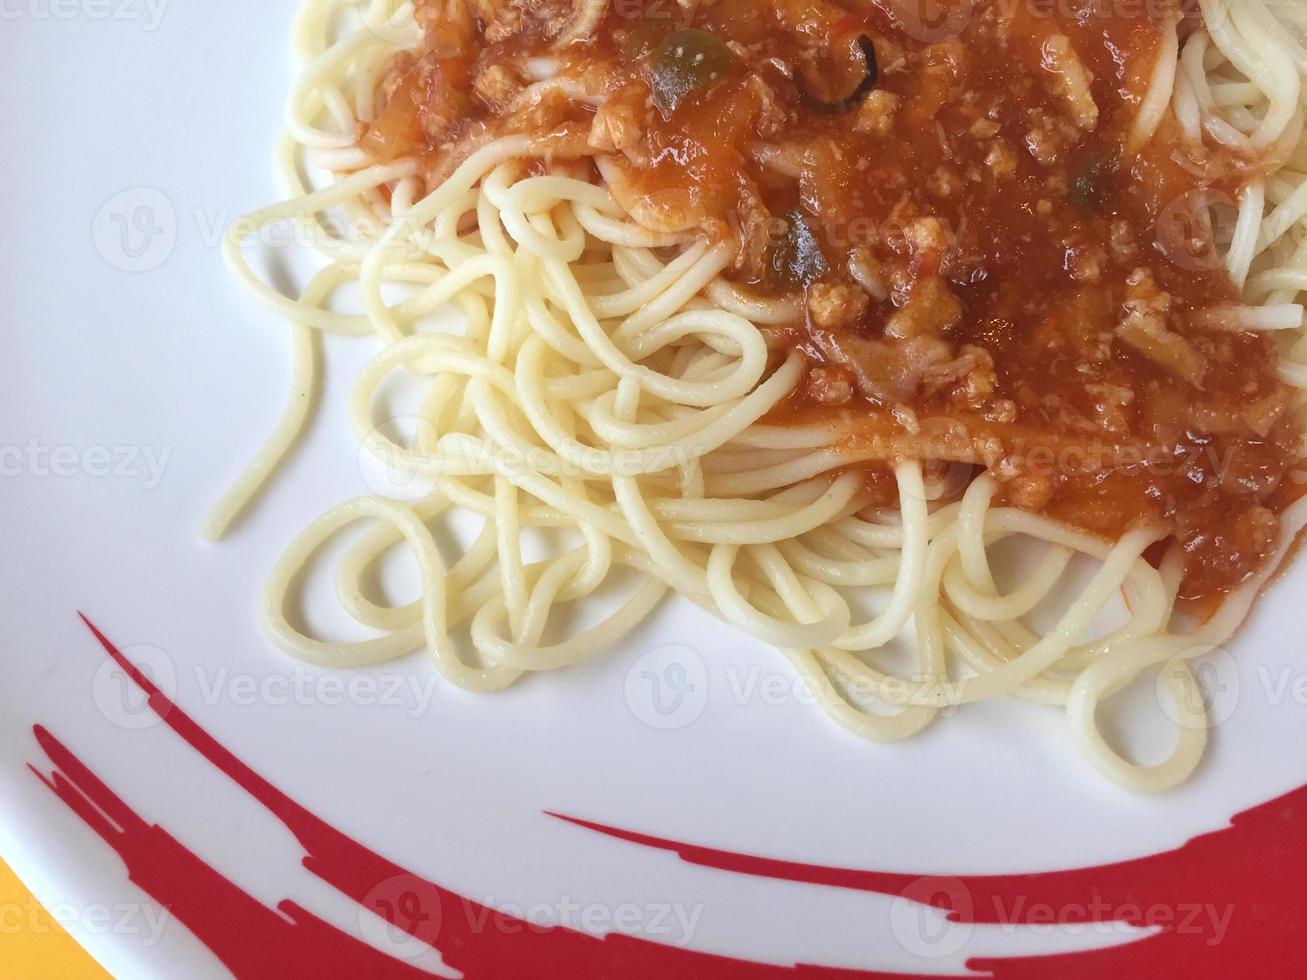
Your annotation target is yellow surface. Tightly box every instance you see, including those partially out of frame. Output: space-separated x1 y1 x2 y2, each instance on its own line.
0 860 109 980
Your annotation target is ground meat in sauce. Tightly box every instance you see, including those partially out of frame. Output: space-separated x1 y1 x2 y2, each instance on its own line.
370 0 1307 606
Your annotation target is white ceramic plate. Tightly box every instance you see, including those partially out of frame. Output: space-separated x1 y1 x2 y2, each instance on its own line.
2 6 1305 977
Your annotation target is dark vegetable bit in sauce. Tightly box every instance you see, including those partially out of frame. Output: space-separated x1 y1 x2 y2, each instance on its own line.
802 34 880 113
1069 152 1117 213
773 210 830 287
648 29 738 119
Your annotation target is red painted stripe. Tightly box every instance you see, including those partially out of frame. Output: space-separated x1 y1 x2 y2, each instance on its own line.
24 616 1307 978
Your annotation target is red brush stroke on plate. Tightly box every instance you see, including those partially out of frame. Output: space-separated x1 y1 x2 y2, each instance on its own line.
26 616 1306 978
549 797 1307 978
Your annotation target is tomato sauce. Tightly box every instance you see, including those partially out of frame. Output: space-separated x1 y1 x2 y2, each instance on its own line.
373 0 1307 604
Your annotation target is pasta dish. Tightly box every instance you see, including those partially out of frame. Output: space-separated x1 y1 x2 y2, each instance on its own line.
207 0 1307 792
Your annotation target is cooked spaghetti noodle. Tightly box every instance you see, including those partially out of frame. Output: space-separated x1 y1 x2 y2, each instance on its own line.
208 0 1307 792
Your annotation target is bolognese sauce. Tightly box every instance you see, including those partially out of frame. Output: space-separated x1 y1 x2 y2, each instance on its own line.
361 0 1307 607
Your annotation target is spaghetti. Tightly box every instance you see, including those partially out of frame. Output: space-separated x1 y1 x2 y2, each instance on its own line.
208 0 1307 792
